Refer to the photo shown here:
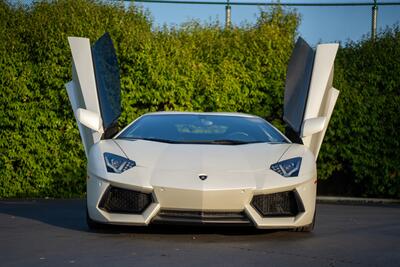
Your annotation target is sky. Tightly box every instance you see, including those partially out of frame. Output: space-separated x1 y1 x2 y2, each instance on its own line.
127 0 400 45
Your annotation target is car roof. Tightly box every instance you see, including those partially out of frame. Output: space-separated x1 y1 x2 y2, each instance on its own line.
142 111 258 118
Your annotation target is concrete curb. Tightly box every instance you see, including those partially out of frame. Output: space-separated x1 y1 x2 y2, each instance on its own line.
317 196 400 205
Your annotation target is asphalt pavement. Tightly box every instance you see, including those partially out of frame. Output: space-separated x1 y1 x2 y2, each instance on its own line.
0 199 399 267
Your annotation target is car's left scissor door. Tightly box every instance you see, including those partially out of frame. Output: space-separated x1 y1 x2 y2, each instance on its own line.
65 33 121 158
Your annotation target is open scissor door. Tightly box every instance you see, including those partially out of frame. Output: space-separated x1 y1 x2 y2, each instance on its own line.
284 37 339 159
65 33 121 157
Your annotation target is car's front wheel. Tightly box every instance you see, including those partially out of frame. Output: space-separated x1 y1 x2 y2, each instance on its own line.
86 207 107 231
293 210 316 232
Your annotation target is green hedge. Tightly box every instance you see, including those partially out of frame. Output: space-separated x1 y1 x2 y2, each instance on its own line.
0 0 399 198
318 28 400 197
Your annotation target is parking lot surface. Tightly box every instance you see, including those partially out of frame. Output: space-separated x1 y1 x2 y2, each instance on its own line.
0 199 399 267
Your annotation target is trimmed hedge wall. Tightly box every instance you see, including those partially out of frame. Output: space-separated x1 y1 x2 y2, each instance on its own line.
320 28 400 197
0 0 399 198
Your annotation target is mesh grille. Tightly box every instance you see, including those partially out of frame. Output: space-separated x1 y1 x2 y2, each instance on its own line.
98 186 152 214
251 191 304 217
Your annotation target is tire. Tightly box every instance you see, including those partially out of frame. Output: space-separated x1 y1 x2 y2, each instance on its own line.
86 207 108 231
293 210 316 232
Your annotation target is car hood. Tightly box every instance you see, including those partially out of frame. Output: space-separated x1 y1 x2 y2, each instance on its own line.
115 139 291 171
108 139 307 191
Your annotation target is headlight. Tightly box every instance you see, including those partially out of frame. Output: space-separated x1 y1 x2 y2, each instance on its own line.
270 157 302 177
104 152 136 174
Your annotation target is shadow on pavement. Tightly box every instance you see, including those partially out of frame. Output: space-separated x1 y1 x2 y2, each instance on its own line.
0 199 88 232
0 199 299 237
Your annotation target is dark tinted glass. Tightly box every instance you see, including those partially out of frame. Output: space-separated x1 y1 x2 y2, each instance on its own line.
92 32 121 129
283 37 315 134
118 114 288 144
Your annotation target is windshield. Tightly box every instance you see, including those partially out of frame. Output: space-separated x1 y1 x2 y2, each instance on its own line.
118 114 289 145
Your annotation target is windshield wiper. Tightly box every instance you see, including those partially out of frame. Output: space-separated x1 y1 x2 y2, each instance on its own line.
210 139 260 145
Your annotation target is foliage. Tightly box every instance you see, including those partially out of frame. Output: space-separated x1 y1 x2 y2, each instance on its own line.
0 0 298 197
0 0 152 197
319 27 400 197
0 0 399 198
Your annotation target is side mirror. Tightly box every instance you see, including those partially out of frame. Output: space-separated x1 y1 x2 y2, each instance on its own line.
76 108 103 133
301 117 326 137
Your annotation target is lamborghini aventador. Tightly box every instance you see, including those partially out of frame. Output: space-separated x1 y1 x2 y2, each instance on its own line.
65 33 339 232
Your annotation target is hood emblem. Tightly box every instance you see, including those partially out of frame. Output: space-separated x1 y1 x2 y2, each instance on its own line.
198 174 208 181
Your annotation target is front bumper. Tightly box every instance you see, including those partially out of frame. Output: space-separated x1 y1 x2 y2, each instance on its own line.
87 173 316 229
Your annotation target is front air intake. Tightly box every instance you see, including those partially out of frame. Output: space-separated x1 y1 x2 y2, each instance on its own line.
251 191 304 217
152 210 252 225
98 186 152 214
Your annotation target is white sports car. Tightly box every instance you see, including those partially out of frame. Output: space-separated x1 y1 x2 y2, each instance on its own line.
65 33 339 232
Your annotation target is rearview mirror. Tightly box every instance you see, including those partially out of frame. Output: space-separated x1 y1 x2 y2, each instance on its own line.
301 117 326 137
76 108 103 133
